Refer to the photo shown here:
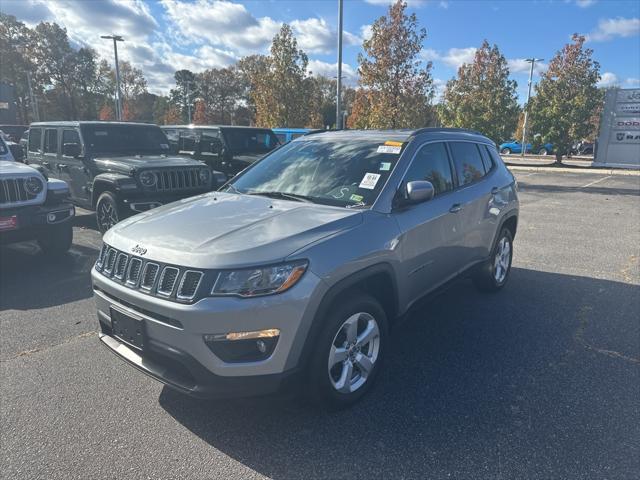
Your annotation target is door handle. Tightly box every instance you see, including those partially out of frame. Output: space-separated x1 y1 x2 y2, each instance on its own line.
58 164 68 171
491 187 500 195
42 161 50 167
449 204 462 213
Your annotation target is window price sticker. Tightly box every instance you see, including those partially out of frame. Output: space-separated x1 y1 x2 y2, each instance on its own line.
359 172 381 190
377 145 401 154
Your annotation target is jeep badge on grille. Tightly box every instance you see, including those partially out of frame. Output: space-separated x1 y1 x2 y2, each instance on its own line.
131 244 147 256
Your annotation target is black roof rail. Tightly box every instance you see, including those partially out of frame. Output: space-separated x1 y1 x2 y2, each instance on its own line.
411 127 485 136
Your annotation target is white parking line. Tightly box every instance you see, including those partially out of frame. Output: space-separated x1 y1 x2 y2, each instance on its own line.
581 175 612 188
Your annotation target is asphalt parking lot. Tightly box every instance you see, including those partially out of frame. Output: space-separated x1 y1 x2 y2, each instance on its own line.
1 170 639 479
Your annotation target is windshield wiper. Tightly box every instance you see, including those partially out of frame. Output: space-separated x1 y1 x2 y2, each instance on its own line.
248 191 315 203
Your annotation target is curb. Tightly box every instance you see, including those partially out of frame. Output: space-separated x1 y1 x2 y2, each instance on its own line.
507 165 640 176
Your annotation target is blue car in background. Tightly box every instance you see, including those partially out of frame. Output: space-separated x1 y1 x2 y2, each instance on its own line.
499 140 553 155
272 128 312 144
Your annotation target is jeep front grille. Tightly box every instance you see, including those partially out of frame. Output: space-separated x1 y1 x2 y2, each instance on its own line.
94 244 203 303
0 177 38 205
151 169 207 191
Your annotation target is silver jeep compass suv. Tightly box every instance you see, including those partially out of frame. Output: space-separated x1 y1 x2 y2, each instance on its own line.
92 128 518 409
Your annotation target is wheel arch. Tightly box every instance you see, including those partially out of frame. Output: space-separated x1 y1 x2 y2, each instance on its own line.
296 263 400 370
91 174 127 208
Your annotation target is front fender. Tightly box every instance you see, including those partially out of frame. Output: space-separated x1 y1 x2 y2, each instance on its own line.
92 173 138 205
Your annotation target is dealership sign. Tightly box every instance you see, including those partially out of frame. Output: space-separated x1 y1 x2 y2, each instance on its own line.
611 131 640 144
613 118 640 130
616 103 640 114
617 89 640 103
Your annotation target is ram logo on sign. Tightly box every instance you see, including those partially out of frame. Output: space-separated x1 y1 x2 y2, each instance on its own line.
612 131 640 143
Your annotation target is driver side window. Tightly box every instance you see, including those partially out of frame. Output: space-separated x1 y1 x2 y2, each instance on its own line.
403 142 454 196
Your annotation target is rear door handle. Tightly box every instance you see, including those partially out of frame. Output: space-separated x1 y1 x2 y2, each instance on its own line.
42 161 50 167
58 164 68 171
449 204 462 213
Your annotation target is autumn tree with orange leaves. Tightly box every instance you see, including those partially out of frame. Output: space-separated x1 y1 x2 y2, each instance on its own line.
529 34 602 163
349 1 435 129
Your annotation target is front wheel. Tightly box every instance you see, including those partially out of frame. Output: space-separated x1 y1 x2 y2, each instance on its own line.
96 191 120 234
38 223 72 255
308 293 388 410
473 228 513 292
538 148 549 155
500 148 511 155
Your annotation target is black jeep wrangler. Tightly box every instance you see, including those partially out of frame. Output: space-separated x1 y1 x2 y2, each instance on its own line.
161 125 280 178
26 122 217 234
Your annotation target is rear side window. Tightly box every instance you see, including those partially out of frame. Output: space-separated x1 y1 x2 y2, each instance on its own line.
62 129 80 145
43 129 58 154
403 142 454 196
485 145 503 166
28 128 42 152
449 142 486 186
275 133 287 144
292 133 305 140
478 145 495 172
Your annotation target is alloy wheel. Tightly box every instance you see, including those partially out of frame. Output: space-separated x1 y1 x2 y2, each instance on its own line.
327 312 380 394
493 236 511 284
97 201 118 232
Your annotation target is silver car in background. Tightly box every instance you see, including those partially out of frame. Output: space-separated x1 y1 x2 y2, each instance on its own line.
92 128 518 409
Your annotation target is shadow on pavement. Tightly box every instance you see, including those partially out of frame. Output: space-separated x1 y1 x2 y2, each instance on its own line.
0 241 98 310
159 268 639 479
517 181 640 197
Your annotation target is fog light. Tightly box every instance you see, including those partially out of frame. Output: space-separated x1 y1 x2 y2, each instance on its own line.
203 329 280 363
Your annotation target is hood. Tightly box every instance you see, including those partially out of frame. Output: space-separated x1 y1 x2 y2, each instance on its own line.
0 160 40 177
104 192 362 269
93 155 206 174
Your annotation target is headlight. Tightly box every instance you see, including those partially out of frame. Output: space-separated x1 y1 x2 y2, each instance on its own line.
199 168 211 184
25 176 44 195
212 261 308 297
139 170 156 187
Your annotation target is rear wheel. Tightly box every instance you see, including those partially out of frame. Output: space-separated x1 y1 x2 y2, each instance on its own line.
473 228 513 292
96 191 120 234
308 293 388 410
38 223 72 255
538 147 549 155
500 147 511 155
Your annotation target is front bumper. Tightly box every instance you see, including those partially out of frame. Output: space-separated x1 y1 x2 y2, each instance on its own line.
92 266 326 398
0 201 75 244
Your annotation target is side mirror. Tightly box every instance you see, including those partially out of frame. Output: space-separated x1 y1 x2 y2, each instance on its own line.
405 180 435 204
62 142 81 157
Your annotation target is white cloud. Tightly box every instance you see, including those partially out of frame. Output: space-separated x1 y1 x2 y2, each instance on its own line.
575 0 596 7
291 17 360 54
586 17 640 42
360 24 373 42
420 48 441 62
307 60 357 85
432 77 446 102
507 58 548 75
442 47 477 68
625 78 640 87
597 72 619 87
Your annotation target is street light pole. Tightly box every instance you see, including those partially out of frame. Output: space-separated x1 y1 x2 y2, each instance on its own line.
336 0 344 130
101 34 124 121
521 57 543 157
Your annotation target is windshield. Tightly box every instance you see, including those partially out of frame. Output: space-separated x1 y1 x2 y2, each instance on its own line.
81 124 170 155
225 138 405 208
222 128 279 154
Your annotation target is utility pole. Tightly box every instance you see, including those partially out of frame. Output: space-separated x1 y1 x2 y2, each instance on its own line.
186 82 191 124
336 0 344 130
521 57 543 157
16 43 39 122
101 34 124 121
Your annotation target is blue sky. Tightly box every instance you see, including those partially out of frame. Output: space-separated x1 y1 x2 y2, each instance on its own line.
3 0 639 101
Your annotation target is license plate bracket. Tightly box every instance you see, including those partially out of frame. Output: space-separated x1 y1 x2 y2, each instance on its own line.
110 307 145 351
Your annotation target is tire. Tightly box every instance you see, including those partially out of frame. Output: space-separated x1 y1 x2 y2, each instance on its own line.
38 223 72 255
308 293 389 410
538 148 548 155
95 191 120 234
500 148 511 155
473 227 513 293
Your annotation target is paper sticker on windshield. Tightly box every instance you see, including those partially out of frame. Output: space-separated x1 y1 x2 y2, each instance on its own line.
350 194 364 202
359 173 381 190
379 162 391 171
377 145 401 154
